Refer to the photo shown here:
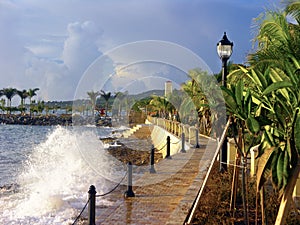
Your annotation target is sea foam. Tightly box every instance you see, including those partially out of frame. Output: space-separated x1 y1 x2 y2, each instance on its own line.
0 126 125 224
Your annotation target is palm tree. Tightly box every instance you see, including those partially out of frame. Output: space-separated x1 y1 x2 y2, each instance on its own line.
87 90 100 116
181 68 225 135
2 88 17 114
114 91 127 117
100 90 111 118
245 3 300 224
27 88 39 116
249 3 300 72
36 100 45 115
149 95 173 119
217 3 300 224
253 65 299 225
0 99 5 114
222 78 262 223
17 89 28 115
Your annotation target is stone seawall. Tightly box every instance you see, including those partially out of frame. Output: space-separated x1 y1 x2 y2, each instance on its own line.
150 125 183 158
127 122 190 158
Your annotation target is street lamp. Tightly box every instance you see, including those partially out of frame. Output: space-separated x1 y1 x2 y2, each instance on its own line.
217 32 233 86
217 32 233 172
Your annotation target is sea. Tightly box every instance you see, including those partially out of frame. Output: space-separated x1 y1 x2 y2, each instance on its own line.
0 124 128 224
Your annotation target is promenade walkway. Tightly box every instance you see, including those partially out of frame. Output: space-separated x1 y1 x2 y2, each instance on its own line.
94 126 218 225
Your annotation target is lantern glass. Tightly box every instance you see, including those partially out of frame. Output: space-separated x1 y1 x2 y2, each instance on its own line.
217 43 233 59
217 32 233 60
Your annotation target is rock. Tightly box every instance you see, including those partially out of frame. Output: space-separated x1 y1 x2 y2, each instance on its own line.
106 145 162 166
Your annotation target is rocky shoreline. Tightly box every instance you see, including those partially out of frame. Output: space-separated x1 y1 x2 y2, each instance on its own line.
101 136 163 167
0 114 112 126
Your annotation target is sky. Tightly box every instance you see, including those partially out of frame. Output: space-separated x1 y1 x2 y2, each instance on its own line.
0 0 282 101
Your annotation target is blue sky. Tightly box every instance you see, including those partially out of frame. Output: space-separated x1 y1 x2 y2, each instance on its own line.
0 0 282 101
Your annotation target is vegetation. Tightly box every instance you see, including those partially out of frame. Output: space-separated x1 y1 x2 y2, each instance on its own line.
0 87 76 116
219 1 300 224
87 90 100 116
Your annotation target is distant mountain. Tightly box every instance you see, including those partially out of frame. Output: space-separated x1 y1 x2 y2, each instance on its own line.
129 89 165 100
40 89 165 107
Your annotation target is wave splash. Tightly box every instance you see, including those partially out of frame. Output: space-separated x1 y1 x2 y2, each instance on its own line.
0 126 124 224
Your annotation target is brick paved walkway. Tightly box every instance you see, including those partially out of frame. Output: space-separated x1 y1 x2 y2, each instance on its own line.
94 127 217 225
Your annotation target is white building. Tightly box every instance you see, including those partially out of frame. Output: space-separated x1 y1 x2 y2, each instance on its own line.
165 81 173 97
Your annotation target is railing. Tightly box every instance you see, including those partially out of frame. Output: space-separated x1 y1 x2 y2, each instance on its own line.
146 116 201 148
185 119 231 224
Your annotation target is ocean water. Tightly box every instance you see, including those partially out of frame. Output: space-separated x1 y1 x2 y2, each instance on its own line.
0 124 126 224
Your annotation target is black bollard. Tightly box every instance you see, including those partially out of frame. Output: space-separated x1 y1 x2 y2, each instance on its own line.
88 185 97 225
180 132 186 153
124 162 135 198
195 128 200 148
149 145 156 173
166 136 172 159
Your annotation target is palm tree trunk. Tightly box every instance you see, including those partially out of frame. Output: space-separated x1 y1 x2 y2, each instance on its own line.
230 154 240 217
107 102 109 117
8 99 12 115
241 155 249 225
29 97 32 116
275 158 300 225
259 186 267 225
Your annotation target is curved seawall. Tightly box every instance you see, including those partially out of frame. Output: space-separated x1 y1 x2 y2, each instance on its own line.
150 125 190 158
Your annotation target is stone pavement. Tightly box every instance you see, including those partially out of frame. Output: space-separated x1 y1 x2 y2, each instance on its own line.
93 130 218 225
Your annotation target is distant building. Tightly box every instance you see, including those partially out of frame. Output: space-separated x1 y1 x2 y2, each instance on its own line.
165 81 173 97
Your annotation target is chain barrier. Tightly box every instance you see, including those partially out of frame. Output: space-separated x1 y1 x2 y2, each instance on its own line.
155 137 183 150
171 140 181 145
156 142 167 152
71 197 90 225
96 170 128 197
71 168 128 224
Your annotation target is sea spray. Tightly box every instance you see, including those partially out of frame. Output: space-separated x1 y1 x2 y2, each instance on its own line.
0 126 125 224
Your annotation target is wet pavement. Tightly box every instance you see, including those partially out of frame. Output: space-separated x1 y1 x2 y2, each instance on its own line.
93 128 218 225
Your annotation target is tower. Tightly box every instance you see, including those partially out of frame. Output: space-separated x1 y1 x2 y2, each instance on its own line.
165 81 172 97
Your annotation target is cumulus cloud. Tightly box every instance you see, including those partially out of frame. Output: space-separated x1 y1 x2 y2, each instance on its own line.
62 21 103 72
23 21 103 101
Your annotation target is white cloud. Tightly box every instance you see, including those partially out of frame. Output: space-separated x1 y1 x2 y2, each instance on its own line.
62 21 103 71
22 21 103 101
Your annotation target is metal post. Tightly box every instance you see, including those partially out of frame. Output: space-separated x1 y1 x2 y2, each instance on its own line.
195 128 200 148
220 58 228 172
149 145 156 173
88 185 97 225
166 136 172 159
220 136 228 172
180 132 186 153
222 58 228 87
124 162 135 198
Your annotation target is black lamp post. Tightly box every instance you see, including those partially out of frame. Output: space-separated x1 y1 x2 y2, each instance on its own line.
217 32 233 172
